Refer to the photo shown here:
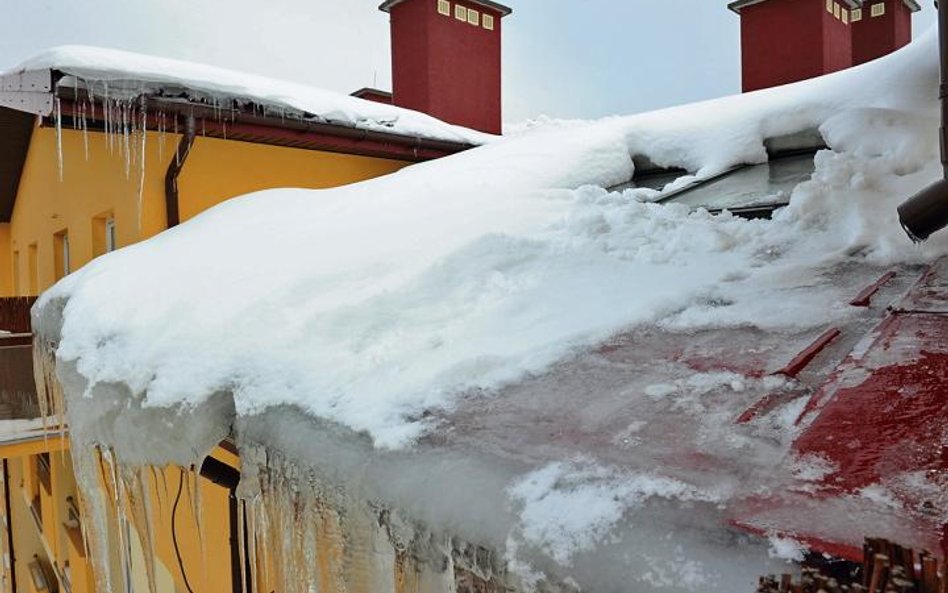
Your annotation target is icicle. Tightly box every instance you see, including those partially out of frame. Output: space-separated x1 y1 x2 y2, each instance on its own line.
121 466 159 593
103 83 113 155
55 97 64 182
188 467 206 570
123 101 132 180
136 97 147 234
81 102 90 161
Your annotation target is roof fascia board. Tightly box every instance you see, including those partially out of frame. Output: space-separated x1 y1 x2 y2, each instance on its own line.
0 69 54 115
0 70 52 93
0 91 52 116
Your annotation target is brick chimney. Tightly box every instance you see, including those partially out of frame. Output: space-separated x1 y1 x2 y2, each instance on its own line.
851 0 920 66
379 0 512 135
729 0 857 93
729 0 920 93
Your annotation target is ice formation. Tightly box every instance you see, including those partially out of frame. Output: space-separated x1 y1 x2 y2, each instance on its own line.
29 31 948 593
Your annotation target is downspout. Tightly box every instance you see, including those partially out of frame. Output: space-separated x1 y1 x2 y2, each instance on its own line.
3 460 16 593
164 115 196 228
897 0 948 240
198 456 242 593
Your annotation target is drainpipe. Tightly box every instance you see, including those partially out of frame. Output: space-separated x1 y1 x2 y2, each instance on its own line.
3 461 16 593
164 115 196 228
897 0 948 241
198 456 243 593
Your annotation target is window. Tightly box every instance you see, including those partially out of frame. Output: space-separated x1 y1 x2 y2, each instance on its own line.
870 2 885 17
467 8 480 25
27 243 37 295
455 4 466 20
93 212 116 256
841 9 849 24
54 230 70 280
12 251 19 296
105 218 116 252
826 0 834 13
833 2 841 19
483 14 495 30
851 7 862 21
437 0 450 16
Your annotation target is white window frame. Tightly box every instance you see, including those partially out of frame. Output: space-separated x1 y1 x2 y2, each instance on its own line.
826 0 834 13
105 218 116 252
455 4 466 20
467 8 480 25
437 0 451 16
61 233 70 275
833 2 841 19
870 2 885 17
483 14 495 30
841 9 849 24
851 7 863 21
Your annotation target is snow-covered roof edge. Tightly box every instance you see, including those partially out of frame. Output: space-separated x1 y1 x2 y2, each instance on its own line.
0 46 492 147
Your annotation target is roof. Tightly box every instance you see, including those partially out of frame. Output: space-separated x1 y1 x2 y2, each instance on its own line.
0 46 489 225
379 0 513 16
0 46 489 146
728 0 858 13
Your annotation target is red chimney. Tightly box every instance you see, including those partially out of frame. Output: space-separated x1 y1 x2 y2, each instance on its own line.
730 0 857 93
379 0 511 135
851 0 920 66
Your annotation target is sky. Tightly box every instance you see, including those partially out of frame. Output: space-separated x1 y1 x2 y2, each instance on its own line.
0 1 938 124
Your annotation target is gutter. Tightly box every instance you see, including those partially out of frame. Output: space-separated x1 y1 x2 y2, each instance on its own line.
164 115 196 228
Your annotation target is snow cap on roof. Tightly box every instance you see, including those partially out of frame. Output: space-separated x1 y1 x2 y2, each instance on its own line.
728 0 858 13
729 0 919 13
1 45 491 146
379 0 512 16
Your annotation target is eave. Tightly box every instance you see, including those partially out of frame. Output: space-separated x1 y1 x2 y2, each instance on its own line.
0 68 478 224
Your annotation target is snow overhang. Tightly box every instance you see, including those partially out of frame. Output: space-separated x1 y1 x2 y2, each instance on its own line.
379 0 513 16
728 0 858 13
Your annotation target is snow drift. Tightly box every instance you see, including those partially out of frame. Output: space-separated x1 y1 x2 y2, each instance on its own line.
31 31 948 593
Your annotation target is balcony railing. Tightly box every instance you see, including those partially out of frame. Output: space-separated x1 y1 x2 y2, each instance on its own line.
0 297 40 420
0 297 35 334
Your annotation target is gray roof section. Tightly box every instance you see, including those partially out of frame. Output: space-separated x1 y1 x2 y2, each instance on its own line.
729 0 861 14
380 0 513 16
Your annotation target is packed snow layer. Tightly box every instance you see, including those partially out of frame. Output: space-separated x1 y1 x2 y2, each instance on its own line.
32 30 948 592
7 45 489 145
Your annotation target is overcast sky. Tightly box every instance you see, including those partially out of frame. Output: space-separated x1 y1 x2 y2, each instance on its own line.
0 1 937 124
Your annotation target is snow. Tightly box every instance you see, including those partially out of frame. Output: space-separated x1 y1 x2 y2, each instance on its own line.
7 45 491 145
508 460 717 566
31 31 948 593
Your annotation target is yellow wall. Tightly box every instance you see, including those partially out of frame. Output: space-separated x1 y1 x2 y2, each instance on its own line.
179 135 405 222
0 437 238 593
8 125 408 296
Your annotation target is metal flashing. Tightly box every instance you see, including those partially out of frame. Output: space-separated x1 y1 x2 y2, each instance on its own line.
729 0 858 13
379 0 512 16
